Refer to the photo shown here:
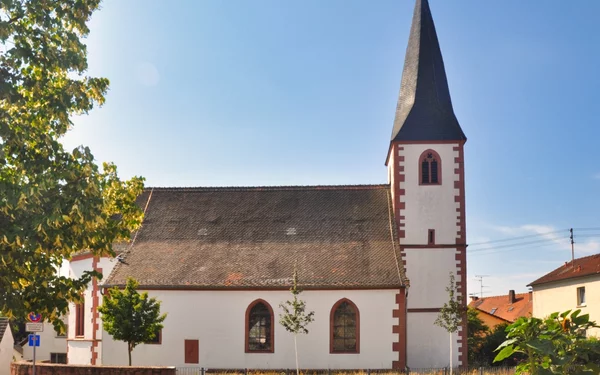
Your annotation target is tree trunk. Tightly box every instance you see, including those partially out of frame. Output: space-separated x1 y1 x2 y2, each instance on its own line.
128 342 132 366
294 334 299 375
449 332 453 375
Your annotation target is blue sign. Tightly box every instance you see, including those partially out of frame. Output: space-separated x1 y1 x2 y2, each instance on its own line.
28 334 40 347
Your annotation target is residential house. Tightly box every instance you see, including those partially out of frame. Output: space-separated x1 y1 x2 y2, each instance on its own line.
529 253 600 336
21 322 67 364
469 290 532 330
67 0 470 369
0 317 14 375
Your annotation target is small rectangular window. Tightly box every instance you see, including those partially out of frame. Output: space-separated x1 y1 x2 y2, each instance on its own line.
428 229 435 245
577 287 586 306
184 339 199 364
50 353 67 364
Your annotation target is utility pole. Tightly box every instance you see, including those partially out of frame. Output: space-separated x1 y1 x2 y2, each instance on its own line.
474 275 490 298
570 228 575 264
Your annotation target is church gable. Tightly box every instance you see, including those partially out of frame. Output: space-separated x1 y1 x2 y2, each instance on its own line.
106 185 407 289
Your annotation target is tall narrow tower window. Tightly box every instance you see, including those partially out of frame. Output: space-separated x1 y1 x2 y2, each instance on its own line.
420 150 442 185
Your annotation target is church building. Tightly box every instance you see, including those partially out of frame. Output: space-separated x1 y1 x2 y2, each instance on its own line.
67 0 468 369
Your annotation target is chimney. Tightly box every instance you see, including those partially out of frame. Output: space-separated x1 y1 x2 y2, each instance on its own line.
528 291 533 302
508 290 516 304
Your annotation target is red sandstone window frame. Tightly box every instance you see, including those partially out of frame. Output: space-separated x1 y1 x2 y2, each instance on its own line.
245 299 275 353
330 298 360 354
75 301 85 337
419 149 442 185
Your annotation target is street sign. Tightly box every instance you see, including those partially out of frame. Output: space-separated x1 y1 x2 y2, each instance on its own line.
25 322 43 332
28 312 42 322
28 334 40 347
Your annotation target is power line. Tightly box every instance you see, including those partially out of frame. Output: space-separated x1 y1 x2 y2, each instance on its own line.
573 227 600 231
469 237 565 253
469 241 561 256
468 229 568 247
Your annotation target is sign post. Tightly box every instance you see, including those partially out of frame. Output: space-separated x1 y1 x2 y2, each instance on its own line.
27 313 42 375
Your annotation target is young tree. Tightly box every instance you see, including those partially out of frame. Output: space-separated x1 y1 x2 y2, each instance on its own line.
0 1 144 329
434 272 465 375
98 278 166 366
279 266 314 375
494 310 600 375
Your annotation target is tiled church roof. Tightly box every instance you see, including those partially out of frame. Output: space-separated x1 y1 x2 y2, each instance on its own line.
105 185 407 289
390 0 466 142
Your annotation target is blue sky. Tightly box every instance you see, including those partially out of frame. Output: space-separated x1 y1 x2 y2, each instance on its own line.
63 0 600 297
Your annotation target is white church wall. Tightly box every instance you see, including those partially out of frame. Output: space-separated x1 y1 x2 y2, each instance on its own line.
101 289 398 369
406 313 459 369
400 144 461 245
67 340 92 365
67 256 118 364
403 248 459 309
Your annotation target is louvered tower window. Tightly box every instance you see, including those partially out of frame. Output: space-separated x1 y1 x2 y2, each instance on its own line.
420 150 441 185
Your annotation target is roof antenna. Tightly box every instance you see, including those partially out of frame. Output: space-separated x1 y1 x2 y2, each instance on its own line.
475 275 490 298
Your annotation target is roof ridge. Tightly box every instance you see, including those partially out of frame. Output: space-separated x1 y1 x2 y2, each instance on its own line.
144 184 390 192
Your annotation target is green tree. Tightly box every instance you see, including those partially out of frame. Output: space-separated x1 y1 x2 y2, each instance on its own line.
467 307 489 365
0 1 144 329
494 310 600 374
434 272 465 375
279 266 315 375
98 278 166 366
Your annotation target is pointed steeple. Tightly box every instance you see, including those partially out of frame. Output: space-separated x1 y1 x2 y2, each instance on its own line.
390 0 466 142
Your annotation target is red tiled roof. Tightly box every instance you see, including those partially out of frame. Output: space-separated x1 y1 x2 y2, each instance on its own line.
468 292 532 323
529 253 600 286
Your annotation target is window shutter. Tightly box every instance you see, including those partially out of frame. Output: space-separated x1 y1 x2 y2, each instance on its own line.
184 339 199 364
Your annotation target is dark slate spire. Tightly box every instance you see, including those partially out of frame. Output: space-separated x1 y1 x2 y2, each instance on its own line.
390 0 466 142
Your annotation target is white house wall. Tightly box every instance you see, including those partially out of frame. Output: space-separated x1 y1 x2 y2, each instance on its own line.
533 275 600 337
0 325 14 375
101 289 399 369
22 323 67 362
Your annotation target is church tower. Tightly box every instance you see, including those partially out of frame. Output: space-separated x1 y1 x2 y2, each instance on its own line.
386 0 467 368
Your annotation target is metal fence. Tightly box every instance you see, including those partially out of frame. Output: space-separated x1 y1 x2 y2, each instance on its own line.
175 367 516 375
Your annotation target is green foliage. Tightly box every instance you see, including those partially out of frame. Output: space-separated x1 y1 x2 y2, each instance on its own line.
279 267 314 335
467 307 489 364
0 0 144 329
494 310 600 374
98 278 166 366
435 272 464 334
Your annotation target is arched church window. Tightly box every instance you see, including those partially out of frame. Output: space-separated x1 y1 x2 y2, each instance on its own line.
330 299 359 353
420 150 441 185
246 299 274 353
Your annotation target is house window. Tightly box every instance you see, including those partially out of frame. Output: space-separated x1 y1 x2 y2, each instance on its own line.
50 353 67 364
75 302 85 337
428 229 435 245
246 300 274 353
420 150 441 185
330 299 359 353
184 339 199 364
145 328 162 344
577 287 586 306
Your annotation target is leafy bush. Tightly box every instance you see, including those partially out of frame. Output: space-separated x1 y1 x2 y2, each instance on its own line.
494 310 600 374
